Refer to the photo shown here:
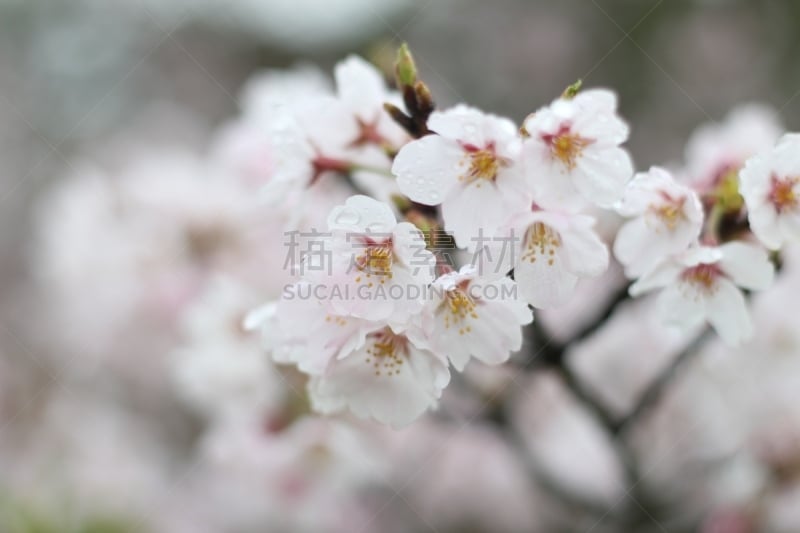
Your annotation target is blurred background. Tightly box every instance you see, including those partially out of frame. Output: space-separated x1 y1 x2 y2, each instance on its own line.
1 0 800 532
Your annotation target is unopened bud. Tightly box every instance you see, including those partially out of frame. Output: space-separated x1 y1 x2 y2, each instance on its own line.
562 79 583 100
384 102 414 131
414 81 435 117
395 43 417 88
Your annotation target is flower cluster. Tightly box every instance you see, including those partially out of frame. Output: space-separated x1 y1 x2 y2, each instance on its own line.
245 48 644 426
23 38 800 533
243 47 800 426
616 106 796 346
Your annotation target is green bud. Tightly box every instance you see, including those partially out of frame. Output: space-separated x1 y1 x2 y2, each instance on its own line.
395 43 417 87
562 79 583 100
714 169 744 212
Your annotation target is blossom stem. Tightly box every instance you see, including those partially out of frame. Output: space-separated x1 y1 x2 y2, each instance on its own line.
349 163 395 177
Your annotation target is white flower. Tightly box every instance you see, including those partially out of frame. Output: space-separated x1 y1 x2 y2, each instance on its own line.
684 103 783 192
740 134 800 250
630 242 775 346
308 323 450 427
260 98 357 205
266 286 372 375
334 55 408 150
521 89 634 210
256 286 449 427
392 105 531 249
320 195 436 322
211 64 332 191
493 208 609 309
421 265 533 371
260 56 405 206
614 166 704 277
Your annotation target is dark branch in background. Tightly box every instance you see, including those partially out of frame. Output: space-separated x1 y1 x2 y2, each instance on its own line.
613 327 712 435
517 283 713 518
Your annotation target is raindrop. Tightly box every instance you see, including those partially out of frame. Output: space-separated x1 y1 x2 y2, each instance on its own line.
334 208 360 226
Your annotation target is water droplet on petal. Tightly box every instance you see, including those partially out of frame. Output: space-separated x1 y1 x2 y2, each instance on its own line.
334 208 360 226
429 191 441 202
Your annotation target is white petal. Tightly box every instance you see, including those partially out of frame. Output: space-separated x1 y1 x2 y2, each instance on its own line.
718 241 775 291
392 135 463 205
573 146 634 207
464 280 532 365
309 336 450 427
242 302 277 332
277 292 368 374
430 277 532 371
428 104 517 148
559 217 609 278
327 194 397 234
778 212 800 246
523 140 587 212
334 55 387 122
615 166 682 216
657 282 707 331
613 217 651 272
441 180 522 250
515 248 578 309
614 214 699 278
706 278 753 346
392 222 436 281
681 245 723 267
571 89 629 145
629 260 682 297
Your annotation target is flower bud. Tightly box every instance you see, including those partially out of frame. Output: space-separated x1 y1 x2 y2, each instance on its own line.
561 79 583 100
395 43 417 88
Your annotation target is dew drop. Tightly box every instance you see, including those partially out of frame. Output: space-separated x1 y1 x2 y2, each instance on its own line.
334 208 360 226
429 191 441 202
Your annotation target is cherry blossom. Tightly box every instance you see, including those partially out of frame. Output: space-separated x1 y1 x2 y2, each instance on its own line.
259 56 405 206
494 208 609 309
421 265 533 371
614 166 704 277
308 322 451 427
392 105 530 248
521 88 634 211
684 104 783 194
320 195 436 322
630 243 775 346
739 134 800 250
